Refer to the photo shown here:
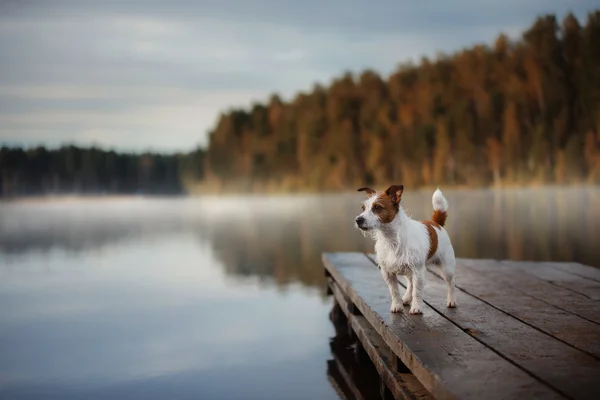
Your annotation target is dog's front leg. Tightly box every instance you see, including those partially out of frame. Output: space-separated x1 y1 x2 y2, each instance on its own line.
409 267 426 315
401 270 413 305
381 269 403 313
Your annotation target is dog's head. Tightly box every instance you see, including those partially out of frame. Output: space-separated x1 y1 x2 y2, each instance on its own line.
354 185 404 232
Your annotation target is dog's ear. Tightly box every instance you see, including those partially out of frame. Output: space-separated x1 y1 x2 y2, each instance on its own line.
385 185 404 205
357 187 377 198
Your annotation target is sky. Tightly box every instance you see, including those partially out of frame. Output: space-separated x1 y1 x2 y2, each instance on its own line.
0 0 598 154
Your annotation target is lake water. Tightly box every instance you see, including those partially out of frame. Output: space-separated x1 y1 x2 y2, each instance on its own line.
1 186 599 399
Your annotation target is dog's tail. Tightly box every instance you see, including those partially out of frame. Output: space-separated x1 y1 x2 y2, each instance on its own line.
431 187 448 227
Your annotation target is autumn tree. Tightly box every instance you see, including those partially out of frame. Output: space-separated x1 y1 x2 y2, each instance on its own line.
194 10 600 193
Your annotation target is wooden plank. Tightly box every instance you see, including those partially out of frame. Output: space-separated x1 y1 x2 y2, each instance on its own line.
329 278 433 400
455 258 600 359
499 260 600 301
366 254 600 400
547 262 600 283
467 259 600 325
322 252 564 400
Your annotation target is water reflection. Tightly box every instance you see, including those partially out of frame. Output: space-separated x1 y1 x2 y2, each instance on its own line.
0 231 339 400
325 299 386 400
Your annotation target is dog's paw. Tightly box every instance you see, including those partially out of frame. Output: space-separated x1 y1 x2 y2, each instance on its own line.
447 298 457 308
401 295 412 306
390 300 403 313
409 303 423 315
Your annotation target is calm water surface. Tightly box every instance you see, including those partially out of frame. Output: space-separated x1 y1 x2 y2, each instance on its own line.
1 187 599 399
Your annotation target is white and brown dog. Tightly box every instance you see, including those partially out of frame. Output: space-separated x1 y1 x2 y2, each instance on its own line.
355 185 457 315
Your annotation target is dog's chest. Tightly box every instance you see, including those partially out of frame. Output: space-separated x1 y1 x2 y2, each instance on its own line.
375 240 412 275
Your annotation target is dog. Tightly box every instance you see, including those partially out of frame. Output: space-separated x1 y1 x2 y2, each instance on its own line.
354 185 457 315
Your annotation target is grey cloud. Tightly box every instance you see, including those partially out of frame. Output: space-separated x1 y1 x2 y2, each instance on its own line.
7 0 595 35
0 13 320 90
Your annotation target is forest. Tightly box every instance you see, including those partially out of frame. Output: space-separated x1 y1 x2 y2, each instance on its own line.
0 145 205 197
202 10 600 192
1 11 600 197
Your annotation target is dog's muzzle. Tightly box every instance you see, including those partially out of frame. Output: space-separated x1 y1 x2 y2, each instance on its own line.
355 216 368 230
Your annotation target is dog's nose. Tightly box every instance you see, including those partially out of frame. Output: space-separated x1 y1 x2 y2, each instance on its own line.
355 216 365 225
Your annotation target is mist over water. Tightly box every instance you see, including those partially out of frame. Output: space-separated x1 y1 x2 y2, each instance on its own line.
1 186 598 399
2 186 599 269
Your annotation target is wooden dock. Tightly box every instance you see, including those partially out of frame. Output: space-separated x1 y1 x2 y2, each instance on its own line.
322 252 600 400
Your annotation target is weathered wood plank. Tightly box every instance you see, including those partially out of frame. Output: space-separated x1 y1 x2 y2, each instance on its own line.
323 252 564 400
329 278 433 400
366 254 600 400
454 258 600 359
458 258 600 325
547 262 600 283
499 260 600 301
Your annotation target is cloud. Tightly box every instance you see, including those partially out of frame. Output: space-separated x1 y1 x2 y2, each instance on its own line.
0 88 268 151
273 49 307 63
0 0 598 152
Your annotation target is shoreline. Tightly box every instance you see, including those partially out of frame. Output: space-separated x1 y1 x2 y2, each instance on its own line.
2 182 599 203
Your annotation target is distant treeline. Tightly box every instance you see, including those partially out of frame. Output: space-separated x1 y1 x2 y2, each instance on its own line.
0 145 205 197
202 11 600 192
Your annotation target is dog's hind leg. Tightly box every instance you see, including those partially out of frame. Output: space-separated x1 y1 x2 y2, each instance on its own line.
440 256 457 308
381 269 403 313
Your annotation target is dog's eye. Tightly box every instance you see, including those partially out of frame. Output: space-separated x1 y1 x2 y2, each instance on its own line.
361 204 365 211
373 204 382 211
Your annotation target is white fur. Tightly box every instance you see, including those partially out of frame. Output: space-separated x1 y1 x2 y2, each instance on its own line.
355 188 457 314
432 187 448 212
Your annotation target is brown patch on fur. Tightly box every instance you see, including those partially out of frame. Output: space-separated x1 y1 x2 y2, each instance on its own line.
357 187 377 197
372 193 398 223
432 210 447 227
359 184 405 224
428 220 441 229
422 221 439 260
385 184 404 205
